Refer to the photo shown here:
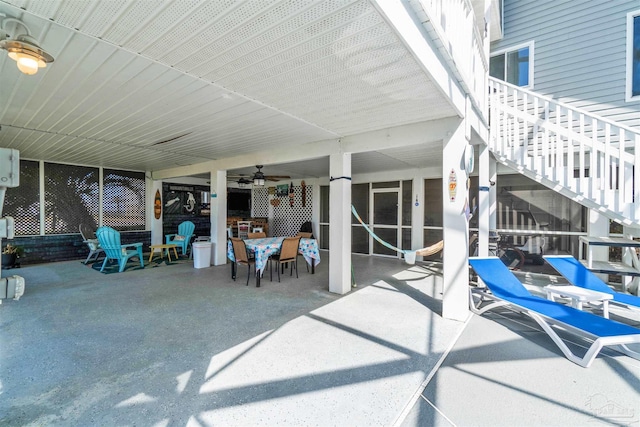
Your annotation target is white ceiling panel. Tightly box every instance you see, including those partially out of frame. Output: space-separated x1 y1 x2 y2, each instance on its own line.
0 0 460 175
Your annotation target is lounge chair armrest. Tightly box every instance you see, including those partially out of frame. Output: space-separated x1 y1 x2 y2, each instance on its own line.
121 242 143 250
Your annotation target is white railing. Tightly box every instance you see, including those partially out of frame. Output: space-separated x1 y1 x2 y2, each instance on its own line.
489 77 640 226
419 0 488 111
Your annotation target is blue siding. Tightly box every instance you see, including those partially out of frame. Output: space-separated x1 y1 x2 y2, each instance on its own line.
492 0 640 129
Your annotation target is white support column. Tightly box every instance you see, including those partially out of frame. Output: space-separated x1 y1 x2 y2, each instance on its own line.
622 226 639 294
211 170 227 266
411 174 424 259
489 156 497 233
477 144 490 256
149 179 163 246
442 122 470 321
587 210 609 261
311 178 321 238
329 152 352 294
586 210 609 283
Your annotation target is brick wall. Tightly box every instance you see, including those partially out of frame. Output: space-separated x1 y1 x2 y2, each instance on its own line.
1 231 151 266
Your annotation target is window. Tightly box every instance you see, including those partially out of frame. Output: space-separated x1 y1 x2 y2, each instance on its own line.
490 42 533 87
627 10 640 101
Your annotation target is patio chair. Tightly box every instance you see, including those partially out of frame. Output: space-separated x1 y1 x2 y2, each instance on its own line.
298 221 314 239
270 236 301 282
237 221 251 240
230 237 255 286
79 223 105 264
165 221 195 256
469 256 640 368
96 226 144 273
247 232 266 239
543 255 640 310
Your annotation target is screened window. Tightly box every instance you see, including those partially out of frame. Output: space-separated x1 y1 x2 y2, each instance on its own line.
490 43 532 87
103 169 146 231
627 11 640 100
44 163 99 234
4 160 40 235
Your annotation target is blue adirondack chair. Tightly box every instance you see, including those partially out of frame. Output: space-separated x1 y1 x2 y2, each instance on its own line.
96 226 144 273
165 221 195 256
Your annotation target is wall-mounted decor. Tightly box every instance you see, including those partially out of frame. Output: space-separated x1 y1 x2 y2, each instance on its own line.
276 184 289 197
289 181 294 206
154 189 162 219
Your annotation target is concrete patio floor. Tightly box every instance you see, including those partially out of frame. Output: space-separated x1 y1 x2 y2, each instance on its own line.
1 254 639 426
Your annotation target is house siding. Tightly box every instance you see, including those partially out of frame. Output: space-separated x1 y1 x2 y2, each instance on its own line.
492 0 640 129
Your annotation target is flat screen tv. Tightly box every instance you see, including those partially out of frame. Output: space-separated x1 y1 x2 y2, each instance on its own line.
227 190 251 213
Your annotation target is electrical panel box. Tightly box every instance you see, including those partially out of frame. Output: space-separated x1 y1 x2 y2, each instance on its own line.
0 217 14 239
0 148 20 187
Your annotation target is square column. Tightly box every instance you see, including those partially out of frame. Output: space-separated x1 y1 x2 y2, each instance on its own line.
442 122 470 321
329 152 352 294
412 174 425 259
477 144 490 256
210 170 227 266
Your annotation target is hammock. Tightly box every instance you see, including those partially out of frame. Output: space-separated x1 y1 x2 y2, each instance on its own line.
350 205 443 264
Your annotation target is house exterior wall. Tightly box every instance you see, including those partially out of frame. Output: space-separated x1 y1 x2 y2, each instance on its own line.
491 0 640 129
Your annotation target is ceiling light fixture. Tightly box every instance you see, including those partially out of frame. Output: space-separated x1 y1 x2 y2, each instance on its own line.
237 177 252 188
253 165 266 187
0 17 54 75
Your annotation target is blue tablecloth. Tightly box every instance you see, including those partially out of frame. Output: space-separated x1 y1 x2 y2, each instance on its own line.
227 237 320 273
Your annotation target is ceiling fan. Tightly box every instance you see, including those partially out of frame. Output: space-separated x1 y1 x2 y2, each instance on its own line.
227 165 290 185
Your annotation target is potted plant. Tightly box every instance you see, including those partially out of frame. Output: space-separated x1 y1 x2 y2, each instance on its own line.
2 243 24 268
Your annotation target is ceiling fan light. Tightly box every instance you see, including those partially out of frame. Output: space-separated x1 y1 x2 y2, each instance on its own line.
254 177 265 186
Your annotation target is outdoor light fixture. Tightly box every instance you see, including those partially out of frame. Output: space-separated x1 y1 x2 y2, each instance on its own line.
253 165 266 186
237 177 252 188
0 17 54 75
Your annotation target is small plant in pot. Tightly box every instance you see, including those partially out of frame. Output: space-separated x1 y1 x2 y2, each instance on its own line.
2 244 24 269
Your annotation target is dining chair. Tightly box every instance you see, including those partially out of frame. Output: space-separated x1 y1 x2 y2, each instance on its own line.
237 221 251 240
295 232 313 271
230 237 256 286
270 236 301 282
247 232 266 239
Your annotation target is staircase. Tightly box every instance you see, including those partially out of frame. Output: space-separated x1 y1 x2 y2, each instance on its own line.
488 77 640 228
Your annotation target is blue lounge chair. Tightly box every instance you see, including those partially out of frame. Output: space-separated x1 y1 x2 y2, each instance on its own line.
469 257 640 367
544 255 640 310
96 226 144 273
165 221 195 256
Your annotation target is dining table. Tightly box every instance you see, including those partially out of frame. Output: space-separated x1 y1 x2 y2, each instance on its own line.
227 236 321 287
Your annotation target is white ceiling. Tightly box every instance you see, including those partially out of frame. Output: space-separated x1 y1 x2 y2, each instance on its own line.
0 0 460 178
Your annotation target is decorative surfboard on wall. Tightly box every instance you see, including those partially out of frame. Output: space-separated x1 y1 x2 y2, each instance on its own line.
154 189 162 219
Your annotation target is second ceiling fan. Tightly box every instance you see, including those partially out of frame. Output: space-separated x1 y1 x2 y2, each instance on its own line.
228 165 291 185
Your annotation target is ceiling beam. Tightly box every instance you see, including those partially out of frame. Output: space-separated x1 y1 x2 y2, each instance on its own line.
151 116 461 179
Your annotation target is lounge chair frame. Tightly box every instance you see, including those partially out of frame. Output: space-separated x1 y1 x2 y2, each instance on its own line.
544 255 640 311
469 257 640 368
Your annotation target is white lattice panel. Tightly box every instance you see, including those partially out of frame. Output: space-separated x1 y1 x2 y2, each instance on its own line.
271 185 313 237
252 187 269 217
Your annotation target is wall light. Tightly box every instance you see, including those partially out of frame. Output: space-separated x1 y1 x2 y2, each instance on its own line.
0 18 54 75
